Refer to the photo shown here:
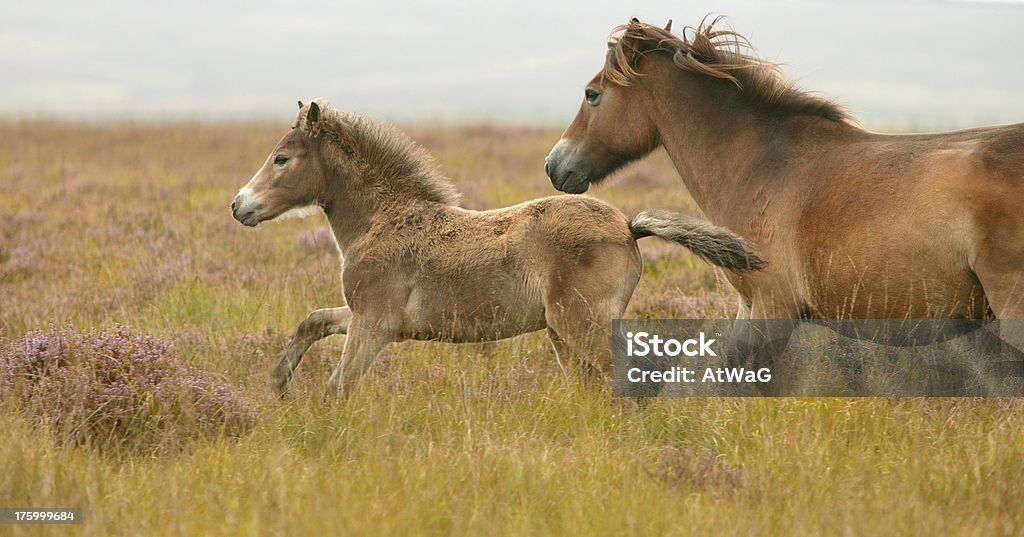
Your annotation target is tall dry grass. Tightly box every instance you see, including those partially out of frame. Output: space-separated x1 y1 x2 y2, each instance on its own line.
0 120 1021 536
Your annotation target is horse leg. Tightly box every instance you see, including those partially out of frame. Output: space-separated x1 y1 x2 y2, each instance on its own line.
271 306 352 395
542 242 640 392
973 266 1024 394
725 301 798 395
544 310 607 379
325 317 392 398
546 293 654 400
954 327 1024 395
827 335 867 395
545 327 572 375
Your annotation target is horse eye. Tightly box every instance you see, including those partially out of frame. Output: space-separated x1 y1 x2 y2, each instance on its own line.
274 155 289 166
584 89 601 105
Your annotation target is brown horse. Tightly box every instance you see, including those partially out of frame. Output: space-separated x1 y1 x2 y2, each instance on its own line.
545 17 1024 373
231 100 764 396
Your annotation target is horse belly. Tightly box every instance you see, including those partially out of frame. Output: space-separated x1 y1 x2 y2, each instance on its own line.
803 238 987 319
403 273 547 343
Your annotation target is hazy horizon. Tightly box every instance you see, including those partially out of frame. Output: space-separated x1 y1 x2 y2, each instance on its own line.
3 0 1023 129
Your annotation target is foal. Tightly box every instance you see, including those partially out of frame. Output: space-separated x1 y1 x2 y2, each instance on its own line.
231 100 764 397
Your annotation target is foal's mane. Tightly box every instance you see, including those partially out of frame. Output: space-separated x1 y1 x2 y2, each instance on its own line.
298 101 460 205
604 17 850 123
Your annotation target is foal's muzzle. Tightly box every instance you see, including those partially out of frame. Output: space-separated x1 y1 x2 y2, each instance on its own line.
231 190 262 227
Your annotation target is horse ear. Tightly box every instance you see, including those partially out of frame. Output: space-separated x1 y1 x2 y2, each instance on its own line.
297 100 304 109
664 19 672 32
305 101 321 137
619 18 647 51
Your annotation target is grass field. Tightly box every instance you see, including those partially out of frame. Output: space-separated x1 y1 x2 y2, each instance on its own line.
1 120 1022 536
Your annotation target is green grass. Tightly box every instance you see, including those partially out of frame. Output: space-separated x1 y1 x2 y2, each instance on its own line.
0 121 1021 536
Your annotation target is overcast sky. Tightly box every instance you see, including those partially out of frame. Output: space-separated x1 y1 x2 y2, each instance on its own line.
2 0 1023 129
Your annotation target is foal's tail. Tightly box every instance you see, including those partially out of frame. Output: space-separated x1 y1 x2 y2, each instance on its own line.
629 210 767 272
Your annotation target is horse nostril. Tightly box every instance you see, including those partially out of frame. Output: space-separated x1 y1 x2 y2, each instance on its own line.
231 199 237 213
544 160 553 178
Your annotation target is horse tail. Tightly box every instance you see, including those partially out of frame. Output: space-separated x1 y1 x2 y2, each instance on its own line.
629 210 767 272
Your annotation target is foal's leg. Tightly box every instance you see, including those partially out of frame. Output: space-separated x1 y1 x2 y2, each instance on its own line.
326 317 393 398
545 308 609 379
272 306 352 395
545 327 571 375
547 244 641 385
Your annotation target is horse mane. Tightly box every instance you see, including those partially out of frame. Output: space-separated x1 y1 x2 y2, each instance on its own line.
297 100 460 206
604 16 850 123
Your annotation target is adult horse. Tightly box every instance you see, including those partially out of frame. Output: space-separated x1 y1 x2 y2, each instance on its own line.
545 17 1024 380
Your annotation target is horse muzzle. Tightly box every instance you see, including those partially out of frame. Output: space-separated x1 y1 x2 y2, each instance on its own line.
545 140 591 194
231 189 263 227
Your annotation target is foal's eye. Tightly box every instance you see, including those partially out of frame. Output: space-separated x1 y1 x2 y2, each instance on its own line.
584 88 601 105
274 155 289 166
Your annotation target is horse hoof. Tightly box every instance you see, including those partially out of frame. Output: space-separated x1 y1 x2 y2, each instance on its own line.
269 376 290 398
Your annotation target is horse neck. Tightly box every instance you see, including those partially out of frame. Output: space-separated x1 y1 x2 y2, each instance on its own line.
320 162 441 254
644 65 820 221
322 181 376 254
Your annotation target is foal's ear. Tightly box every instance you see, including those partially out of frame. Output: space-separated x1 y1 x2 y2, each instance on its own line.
297 100 304 109
305 101 322 138
664 19 673 32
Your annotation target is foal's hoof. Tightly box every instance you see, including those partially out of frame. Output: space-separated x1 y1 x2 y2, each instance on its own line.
269 375 290 398
323 380 352 401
